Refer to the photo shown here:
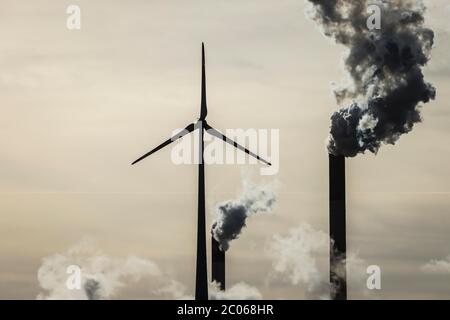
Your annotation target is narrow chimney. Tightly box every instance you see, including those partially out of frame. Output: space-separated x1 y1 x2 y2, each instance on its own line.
211 236 225 290
329 153 347 300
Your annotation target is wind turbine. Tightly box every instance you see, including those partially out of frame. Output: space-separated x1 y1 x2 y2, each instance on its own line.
132 43 271 300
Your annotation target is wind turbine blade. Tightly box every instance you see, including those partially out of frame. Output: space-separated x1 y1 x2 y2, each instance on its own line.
200 43 208 120
204 123 271 166
132 123 196 165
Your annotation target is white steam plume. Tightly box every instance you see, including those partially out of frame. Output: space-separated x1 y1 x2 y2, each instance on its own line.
266 224 370 299
36 239 189 300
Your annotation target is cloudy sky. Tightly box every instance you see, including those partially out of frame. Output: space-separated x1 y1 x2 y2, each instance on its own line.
0 0 449 299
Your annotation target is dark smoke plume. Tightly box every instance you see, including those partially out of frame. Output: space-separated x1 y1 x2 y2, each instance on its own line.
307 0 436 157
84 278 102 300
211 181 276 251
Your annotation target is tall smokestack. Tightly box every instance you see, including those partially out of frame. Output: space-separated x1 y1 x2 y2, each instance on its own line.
307 0 436 300
211 236 225 290
329 153 347 300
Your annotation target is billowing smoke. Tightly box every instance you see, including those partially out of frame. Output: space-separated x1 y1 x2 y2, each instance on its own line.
211 180 276 251
307 0 436 157
37 239 189 300
84 279 102 300
266 224 331 299
210 282 262 300
37 240 264 300
266 224 369 299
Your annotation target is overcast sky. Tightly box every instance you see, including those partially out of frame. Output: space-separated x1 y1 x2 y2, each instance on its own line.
0 0 449 299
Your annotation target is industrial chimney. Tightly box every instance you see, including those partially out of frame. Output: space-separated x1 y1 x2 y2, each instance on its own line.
211 236 225 290
329 153 347 300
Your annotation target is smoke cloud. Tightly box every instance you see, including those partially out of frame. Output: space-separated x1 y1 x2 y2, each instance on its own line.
266 224 331 299
37 239 189 300
307 0 436 157
266 224 370 299
36 239 266 300
211 180 276 251
210 282 262 300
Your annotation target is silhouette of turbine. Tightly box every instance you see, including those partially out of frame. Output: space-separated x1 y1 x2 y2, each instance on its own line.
132 43 271 300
